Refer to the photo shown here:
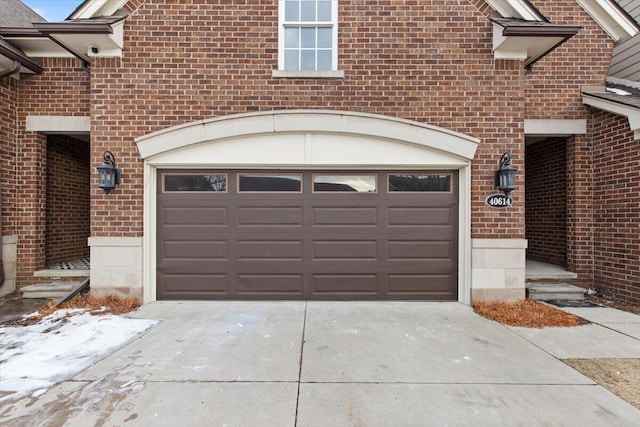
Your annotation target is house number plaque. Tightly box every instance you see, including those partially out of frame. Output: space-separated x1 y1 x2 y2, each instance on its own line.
485 193 513 208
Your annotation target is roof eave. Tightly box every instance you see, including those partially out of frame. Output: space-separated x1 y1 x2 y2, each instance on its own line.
0 41 43 74
492 21 581 69
0 19 124 65
502 25 582 38
582 90 640 140
575 0 640 43
32 22 114 35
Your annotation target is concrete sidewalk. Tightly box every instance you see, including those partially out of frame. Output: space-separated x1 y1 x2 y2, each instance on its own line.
2 301 639 426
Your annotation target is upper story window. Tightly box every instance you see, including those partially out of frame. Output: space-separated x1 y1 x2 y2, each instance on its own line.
279 0 338 71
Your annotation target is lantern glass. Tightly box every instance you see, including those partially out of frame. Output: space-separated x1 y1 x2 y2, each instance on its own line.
496 165 516 196
97 161 119 194
99 167 115 187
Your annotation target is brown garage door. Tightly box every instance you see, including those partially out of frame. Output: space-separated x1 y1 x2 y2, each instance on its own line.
157 170 458 300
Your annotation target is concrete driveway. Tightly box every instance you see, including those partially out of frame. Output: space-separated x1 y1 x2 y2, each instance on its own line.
2 301 639 426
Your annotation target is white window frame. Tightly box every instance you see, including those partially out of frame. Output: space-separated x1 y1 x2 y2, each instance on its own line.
275 0 343 78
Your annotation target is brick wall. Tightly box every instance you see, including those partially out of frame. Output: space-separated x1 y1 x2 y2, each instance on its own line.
525 137 567 266
45 134 90 264
5 1 620 290
591 109 640 305
524 2 613 118
1 78 17 236
14 58 90 287
90 0 527 240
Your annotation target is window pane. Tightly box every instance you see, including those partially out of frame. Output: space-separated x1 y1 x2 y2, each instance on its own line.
317 27 331 48
301 0 316 21
388 175 451 192
285 50 299 70
301 49 315 70
285 0 299 21
285 27 299 48
239 174 302 192
318 1 331 21
317 50 332 70
314 175 377 192
301 27 315 48
164 175 227 192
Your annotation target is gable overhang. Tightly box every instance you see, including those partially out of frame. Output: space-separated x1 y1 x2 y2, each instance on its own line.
582 90 640 140
0 19 124 64
69 0 129 20
485 0 547 22
0 38 42 76
492 20 581 68
576 0 640 43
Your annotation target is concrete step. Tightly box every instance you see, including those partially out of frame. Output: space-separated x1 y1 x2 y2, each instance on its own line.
21 282 84 299
33 269 90 279
526 283 585 301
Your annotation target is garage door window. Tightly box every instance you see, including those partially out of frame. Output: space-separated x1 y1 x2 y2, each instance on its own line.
163 174 227 192
388 174 451 192
238 174 302 192
313 174 377 193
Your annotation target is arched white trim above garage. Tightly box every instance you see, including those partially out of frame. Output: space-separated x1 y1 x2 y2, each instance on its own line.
136 110 479 163
135 110 479 304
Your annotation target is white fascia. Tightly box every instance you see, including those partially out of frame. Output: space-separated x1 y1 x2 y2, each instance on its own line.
576 0 639 43
582 93 640 140
486 0 545 21
71 0 128 19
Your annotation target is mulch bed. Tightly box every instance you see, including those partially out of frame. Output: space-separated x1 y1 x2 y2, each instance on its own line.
4 295 140 326
473 299 588 328
37 295 140 318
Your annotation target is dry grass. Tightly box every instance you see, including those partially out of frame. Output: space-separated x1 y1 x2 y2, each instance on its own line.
32 295 140 321
564 358 640 409
473 299 587 328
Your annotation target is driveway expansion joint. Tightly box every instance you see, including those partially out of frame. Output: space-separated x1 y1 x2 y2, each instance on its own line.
294 301 308 427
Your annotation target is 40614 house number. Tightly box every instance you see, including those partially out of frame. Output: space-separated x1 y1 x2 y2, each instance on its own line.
485 193 513 208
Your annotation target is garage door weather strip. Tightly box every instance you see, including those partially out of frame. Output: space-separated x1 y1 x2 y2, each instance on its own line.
294 301 308 425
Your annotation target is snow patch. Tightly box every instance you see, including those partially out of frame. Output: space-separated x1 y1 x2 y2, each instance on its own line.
606 87 632 96
0 310 158 402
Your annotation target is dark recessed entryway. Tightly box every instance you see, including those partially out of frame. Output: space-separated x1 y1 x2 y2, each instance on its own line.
156 170 458 300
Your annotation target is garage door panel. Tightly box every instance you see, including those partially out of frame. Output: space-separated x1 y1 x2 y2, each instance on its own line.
160 260 232 274
313 207 377 226
238 207 303 226
163 241 227 259
387 207 453 226
161 274 228 293
388 274 454 293
235 260 304 273
312 241 377 259
237 241 303 260
387 241 452 259
383 227 454 240
386 259 457 274
311 275 378 294
236 275 304 295
162 207 228 226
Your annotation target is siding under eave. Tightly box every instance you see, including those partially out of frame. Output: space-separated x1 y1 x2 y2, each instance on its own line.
611 0 640 82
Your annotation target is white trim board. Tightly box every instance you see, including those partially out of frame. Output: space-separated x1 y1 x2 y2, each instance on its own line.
582 93 640 140
524 119 587 136
26 115 90 133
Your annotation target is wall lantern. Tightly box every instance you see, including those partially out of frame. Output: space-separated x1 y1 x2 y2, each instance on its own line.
494 152 516 197
97 151 121 194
